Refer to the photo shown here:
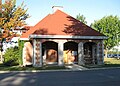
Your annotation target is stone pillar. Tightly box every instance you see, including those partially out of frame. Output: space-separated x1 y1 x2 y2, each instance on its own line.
97 41 104 65
92 45 95 64
39 41 43 66
92 45 97 64
100 40 104 64
78 42 84 65
33 39 42 67
97 42 100 65
58 42 64 66
102 40 104 64
33 39 36 66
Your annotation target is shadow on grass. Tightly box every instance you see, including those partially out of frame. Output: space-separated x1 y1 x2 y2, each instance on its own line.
83 64 120 69
0 64 67 71
103 64 120 67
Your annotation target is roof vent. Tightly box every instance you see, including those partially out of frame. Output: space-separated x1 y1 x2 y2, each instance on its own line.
52 6 63 13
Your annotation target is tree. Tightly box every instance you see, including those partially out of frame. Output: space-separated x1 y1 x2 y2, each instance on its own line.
76 13 87 24
0 0 2 17
0 0 29 63
0 0 29 39
91 15 120 57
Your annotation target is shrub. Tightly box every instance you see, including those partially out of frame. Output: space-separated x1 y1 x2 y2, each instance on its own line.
18 40 25 65
4 47 20 66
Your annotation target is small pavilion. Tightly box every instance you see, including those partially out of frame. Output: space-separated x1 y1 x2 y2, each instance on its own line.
20 6 107 67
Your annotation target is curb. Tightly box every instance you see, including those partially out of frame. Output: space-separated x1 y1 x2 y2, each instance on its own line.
0 67 120 73
88 66 120 71
0 69 72 73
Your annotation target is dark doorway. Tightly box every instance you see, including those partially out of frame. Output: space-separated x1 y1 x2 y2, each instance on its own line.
84 42 97 65
42 41 58 64
64 41 78 64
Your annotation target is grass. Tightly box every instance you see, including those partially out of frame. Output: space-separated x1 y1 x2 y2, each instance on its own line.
103 58 120 67
0 64 67 71
0 58 120 71
83 58 120 68
104 58 120 64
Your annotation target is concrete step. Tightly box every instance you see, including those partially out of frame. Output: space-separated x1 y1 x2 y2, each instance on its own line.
66 64 88 71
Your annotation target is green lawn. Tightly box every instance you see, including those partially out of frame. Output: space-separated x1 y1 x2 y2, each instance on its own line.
104 58 120 64
0 58 120 71
83 58 120 68
104 58 120 67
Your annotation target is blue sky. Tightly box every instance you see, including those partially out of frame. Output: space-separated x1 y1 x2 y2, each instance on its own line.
3 0 120 26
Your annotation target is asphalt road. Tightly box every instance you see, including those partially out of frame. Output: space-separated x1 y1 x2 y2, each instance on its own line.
0 68 120 86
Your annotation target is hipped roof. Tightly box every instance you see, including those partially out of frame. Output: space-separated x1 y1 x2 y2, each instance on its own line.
20 10 105 39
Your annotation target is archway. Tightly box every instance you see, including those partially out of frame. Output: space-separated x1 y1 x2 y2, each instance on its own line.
42 41 58 64
64 41 78 64
83 42 97 65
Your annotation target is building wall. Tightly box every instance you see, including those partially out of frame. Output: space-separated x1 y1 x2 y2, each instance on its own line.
22 42 33 66
22 39 104 66
33 39 42 67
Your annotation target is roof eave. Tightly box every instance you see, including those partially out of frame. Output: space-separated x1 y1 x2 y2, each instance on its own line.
19 38 29 41
29 35 108 40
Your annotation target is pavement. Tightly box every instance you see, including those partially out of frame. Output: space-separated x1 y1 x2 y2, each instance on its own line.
65 64 88 71
1 68 120 86
0 64 120 73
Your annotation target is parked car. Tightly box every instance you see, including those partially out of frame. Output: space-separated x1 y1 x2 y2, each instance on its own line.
117 54 120 59
113 54 120 59
107 54 114 58
113 54 118 58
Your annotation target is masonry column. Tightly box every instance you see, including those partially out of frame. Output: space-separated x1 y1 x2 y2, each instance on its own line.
97 41 104 65
100 40 104 64
33 39 36 66
78 42 84 65
33 39 42 67
97 42 100 65
101 40 104 64
58 41 64 66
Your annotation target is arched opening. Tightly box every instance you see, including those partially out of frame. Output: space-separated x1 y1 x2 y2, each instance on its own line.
83 42 97 65
42 41 58 64
64 41 78 64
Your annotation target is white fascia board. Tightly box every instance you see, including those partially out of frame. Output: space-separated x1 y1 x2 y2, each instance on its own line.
29 35 108 40
19 38 29 40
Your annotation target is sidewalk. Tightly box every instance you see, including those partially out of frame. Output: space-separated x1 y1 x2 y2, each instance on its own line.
65 64 88 71
0 65 120 73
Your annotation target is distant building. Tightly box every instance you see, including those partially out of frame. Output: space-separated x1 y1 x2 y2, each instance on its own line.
2 37 19 53
1 26 33 53
12 26 33 35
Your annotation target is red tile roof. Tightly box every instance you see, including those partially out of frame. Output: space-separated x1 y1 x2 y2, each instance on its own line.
20 10 104 39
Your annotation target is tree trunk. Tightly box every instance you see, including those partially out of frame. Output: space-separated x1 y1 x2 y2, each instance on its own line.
104 48 108 58
0 0 1 11
0 51 3 63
